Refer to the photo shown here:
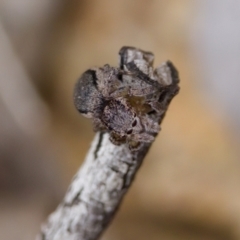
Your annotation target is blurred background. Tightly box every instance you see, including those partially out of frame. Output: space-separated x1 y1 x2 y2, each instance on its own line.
1 0 240 239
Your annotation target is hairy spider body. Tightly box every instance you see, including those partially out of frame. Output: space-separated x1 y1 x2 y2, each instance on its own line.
74 70 102 118
74 46 179 150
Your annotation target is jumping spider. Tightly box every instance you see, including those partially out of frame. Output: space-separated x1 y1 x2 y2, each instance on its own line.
74 46 179 150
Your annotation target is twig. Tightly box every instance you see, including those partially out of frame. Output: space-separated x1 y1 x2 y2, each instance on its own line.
38 132 151 240
37 47 179 240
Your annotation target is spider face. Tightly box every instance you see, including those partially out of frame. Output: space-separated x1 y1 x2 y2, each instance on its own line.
101 99 135 134
74 46 179 150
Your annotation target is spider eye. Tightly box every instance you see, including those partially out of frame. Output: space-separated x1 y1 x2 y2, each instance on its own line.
126 129 133 134
132 119 137 127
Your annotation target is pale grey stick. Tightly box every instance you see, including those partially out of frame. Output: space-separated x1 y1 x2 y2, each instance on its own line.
38 132 152 240
37 47 179 240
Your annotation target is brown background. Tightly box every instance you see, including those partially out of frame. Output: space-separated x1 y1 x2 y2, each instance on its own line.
1 1 240 239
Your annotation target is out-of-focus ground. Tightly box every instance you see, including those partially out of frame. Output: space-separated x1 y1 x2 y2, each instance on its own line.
1 1 240 239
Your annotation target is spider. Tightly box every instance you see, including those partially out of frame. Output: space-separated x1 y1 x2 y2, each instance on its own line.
74 46 179 150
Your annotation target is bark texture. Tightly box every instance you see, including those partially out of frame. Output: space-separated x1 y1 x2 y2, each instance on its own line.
38 132 151 240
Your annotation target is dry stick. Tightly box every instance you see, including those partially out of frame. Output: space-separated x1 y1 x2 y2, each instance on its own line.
37 47 179 240
38 132 153 240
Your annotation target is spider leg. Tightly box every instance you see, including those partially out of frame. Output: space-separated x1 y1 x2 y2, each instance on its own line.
146 101 166 115
141 116 160 133
130 132 154 143
109 133 126 145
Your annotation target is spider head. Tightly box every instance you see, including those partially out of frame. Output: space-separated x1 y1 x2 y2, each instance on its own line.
101 99 135 135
